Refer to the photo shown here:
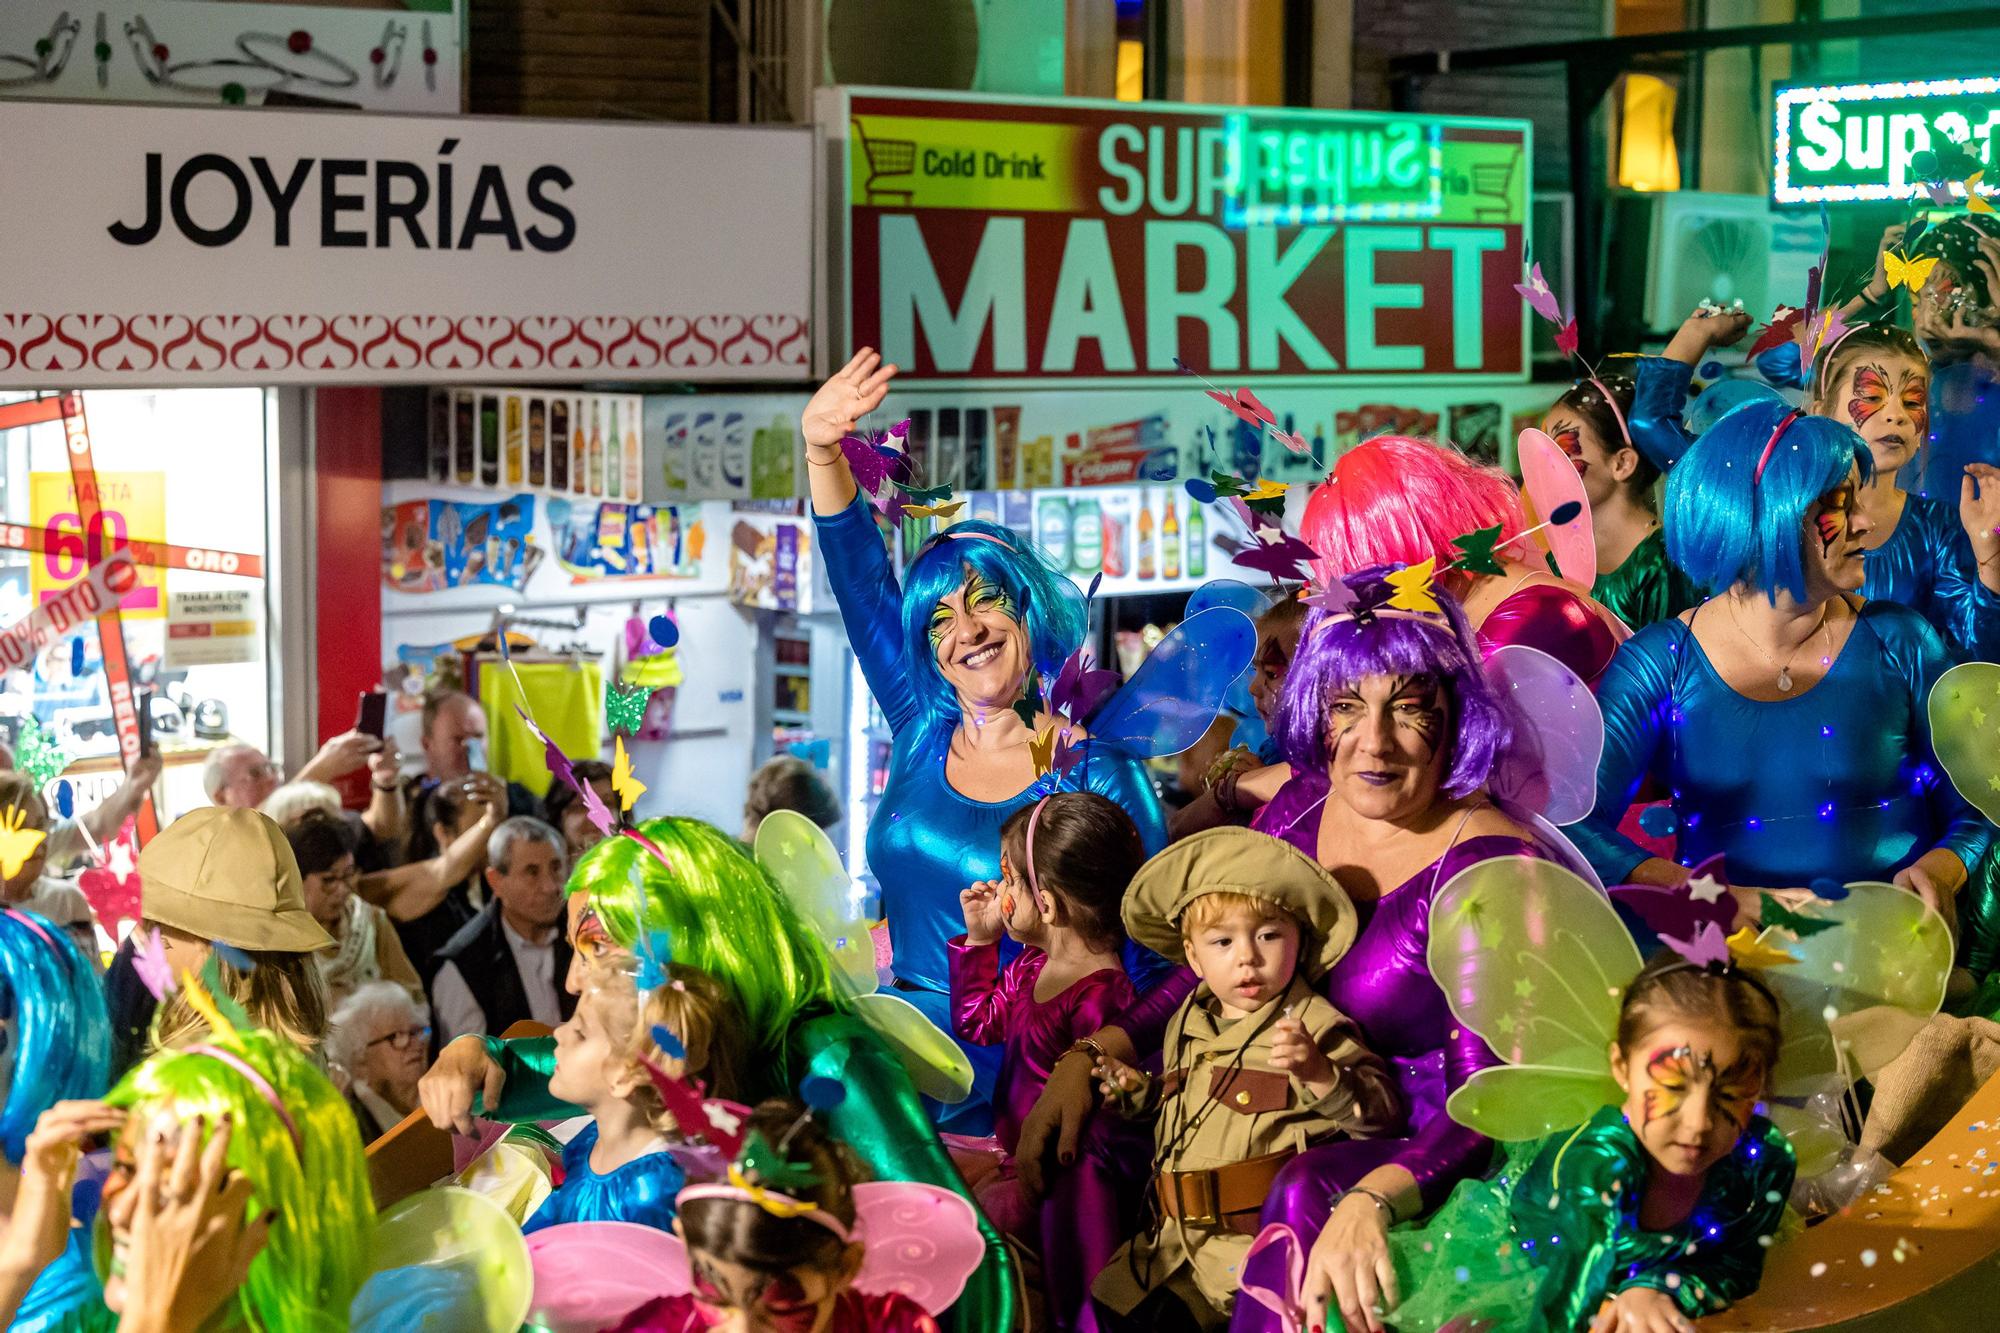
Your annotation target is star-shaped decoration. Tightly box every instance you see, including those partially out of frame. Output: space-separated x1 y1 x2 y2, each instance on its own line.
1686 874 1729 905
1513 977 1535 1000
1494 1011 1519 1036
1449 524 1507 577
1385 558 1442 614
1973 705 1988 728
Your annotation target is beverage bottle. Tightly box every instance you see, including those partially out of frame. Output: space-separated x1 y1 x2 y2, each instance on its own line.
571 398 587 494
1072 499 1103 576
936 408 963 491
428 391 451 482
454 392 476 483
624 400 642 498
608 402 623 499
1036 495 1070 569
1162 497 1181 579
1187 498 1207 577
479 394 500 487
589 401 605 496
1137 495 1156 579
528 397 547 488
550 398 571 491
504 396 524 486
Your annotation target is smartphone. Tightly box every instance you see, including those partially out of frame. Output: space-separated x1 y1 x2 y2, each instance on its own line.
136 687 154 758
465 737 488 773
354 690 388 740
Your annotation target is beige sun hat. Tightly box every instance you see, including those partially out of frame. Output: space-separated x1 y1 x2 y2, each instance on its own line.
1123 826 1360 981
138 807 333 953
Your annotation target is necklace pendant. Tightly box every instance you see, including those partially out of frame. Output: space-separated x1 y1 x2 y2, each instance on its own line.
1778 666 1794 692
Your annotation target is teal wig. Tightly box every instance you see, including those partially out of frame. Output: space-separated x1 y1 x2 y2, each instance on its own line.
105 1029 372 1332
0 908 110 1163
897 521 1085 751
567 818 841 1089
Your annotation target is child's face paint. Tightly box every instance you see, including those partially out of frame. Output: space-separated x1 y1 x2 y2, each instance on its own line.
1833 355 1930 467
1805 469 1868 589
1615 1017 1768 1180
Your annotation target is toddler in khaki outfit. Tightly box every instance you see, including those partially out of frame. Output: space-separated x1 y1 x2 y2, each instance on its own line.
1091 827 1401 1331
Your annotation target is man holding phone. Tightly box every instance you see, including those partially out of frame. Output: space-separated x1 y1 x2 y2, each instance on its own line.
391 690 544 866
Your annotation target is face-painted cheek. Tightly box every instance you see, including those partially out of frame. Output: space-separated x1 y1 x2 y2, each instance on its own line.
1845 365 1889 429
1644 1046 1697 1125
1815 511 1844 553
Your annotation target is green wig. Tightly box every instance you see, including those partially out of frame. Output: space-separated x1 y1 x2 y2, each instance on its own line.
105 1029 372 1332
568 818 842 1087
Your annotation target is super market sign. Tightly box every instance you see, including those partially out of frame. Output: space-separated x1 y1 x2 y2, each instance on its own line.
833 90 1531 385
1775 77 2000 205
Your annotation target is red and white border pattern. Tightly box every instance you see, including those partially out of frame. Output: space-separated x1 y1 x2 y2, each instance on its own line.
0 312 811 383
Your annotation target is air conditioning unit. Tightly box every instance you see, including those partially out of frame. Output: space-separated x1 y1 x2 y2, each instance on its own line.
1635 191 1822 336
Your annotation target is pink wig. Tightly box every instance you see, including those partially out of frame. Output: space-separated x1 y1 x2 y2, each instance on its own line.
1302 437 1527 585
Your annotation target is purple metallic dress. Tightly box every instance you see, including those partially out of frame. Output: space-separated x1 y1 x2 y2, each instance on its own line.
945 936 1135 1247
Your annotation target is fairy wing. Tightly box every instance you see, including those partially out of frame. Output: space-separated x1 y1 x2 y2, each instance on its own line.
1929 661 2000 824
754 810 878 997
1184 578 1277 715
351 1187 534 1333
1428 857 1644 1139
851 991 976 1104
525 1221 688 1333
1446 1065 1627 1143
1752 881 1951 1097
1511 428 1596 584
1083 606 1258 760
1483 644 1603 827
850 1181 987 1314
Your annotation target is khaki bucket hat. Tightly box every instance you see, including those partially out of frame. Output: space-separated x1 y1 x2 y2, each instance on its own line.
138 807 333 953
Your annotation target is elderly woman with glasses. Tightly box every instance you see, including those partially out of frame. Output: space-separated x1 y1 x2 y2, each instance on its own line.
329 980 431 1142
284 809 421 1010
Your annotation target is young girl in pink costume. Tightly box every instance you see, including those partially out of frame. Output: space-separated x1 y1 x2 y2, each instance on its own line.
947 793 1146 1297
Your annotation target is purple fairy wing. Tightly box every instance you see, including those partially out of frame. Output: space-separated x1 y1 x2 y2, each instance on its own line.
1482 645 1603 826
1083 607 1257 760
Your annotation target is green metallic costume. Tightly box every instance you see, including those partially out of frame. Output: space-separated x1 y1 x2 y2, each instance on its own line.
1589 528 1700 631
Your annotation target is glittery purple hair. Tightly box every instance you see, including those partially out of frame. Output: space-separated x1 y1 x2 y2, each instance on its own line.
1273 569 1514 799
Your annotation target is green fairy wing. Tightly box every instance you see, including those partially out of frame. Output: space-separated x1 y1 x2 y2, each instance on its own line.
1428 857 1644 1140
1929 661 2000 824
753 809 879 997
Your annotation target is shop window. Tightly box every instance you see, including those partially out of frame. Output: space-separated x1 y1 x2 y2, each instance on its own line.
1617 72 1684 192
0 390 273 822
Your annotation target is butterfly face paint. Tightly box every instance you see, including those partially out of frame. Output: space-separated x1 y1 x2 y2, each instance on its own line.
929 571 1018 648
1623 1020 1770 1179
1325 673 1452 820
1810 478 1860 559
1838 359 1930 460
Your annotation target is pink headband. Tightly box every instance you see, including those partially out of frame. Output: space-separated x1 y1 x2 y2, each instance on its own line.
1753 410 1802 485
2 908 57 952
1313 608 1444 639
1585 377 1632 449
1812 323 1866 396
678 1183 852 1241
940 530 1015 551
1023 795 1050 899
184 1044 302 1156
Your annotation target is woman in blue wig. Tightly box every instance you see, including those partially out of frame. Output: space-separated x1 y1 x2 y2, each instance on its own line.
1571 399 1991 921
796 350 1169 1123
0 907 116 1329
1633 293 2000 664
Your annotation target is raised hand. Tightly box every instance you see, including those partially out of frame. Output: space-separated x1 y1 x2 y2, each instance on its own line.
959 880 1005 946
1268 1014 1334 1091
801 348 898 453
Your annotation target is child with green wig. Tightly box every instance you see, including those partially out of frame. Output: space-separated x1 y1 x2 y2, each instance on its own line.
419 816 1017 1332
99 1027 373 1331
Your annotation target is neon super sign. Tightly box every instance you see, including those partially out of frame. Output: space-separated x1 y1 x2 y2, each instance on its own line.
1775 76 2000 204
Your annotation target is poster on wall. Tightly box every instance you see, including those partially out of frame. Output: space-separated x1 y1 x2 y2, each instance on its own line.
164 589 257 668
0 1 463 115
381 494 540 593
829 88 1532 386
549 497 706 582
728 517 813 611
29 471 166 619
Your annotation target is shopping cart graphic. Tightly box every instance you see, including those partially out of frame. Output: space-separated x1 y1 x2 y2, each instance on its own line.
856 119 916 207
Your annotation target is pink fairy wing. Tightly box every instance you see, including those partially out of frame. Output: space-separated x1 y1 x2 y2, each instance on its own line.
1483 644 1603 826
850 1182 985 1315
1511 428 1596 584
526 1222 689 1333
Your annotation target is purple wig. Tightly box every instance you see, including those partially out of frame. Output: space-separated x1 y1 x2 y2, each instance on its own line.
1273 569 1514 799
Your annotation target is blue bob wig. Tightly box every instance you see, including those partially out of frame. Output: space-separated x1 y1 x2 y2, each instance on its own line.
1273 570 1514 799
0 907 110 1162
1665 397 1873 603
897 520 1086 748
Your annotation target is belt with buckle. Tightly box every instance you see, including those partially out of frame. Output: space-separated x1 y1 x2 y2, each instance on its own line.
1153 1148 1294 1235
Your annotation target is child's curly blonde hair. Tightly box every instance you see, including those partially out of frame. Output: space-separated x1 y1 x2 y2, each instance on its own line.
591 962 745 1133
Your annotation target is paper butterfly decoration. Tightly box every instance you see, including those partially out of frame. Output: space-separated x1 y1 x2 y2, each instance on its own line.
1883 249 1940 293
1514 261 1579 358
902 500 965 521
132 926 175 1003
1450 524 1507 577
637 1056 748 1160
604 682 653 735
1968 171 1996 215
1660 920 1731 970
611 736 647 812
1759 893 1839 939
1384 558 1441 614
838 422 908 496
1047 645 1119 726
0 807 46 881
1726 926 1801 969
12 718 68 792
1748 305 1804 360
1231 532 1319 582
